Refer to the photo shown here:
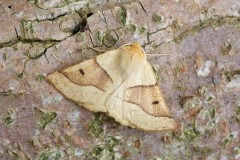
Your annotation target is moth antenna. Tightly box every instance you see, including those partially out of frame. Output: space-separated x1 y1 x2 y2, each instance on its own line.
146 53 170 57
113 29 126 44
87 45 107 53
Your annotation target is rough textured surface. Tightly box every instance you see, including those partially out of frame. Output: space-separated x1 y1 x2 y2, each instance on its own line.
0 0 239 159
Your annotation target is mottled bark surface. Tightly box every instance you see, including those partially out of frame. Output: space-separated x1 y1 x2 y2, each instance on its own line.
0 0 239 159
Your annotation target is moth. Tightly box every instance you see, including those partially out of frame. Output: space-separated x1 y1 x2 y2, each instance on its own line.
47 43 176 131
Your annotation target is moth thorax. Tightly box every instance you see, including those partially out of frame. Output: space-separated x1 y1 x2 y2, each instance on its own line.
125 43 146 59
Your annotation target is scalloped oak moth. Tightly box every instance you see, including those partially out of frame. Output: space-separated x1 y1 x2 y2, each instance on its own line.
47 43 176 131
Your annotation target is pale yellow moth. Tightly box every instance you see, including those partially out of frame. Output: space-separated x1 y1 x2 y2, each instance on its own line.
47 43 176 131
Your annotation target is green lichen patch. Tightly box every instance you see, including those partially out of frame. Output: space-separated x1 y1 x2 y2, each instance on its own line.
85 136 120 160
221 69 240 82
127 24 137 33
221 70 232 82
184 121 201 142
138 27 147 35
0 89 24 98
127 24 147 36
184 128 201 141
2 109 16 127
103 30 119 48
236 106 240 115
106 136 120 152
234 147 240 159
152 14 163 23
88 113 103 137
0 89 13 96
222 132 237 148
37 148 61 160
39 110 57 130
75 32 85 42
175 85 187 92
197 85 208 96
91 146 103 157
96 31 104 46
22 20 34 38
235 106 240 122
36 74 45 82
193 145 212 154
29 0 72 9
206 95 213 102
220 42 232 55
22 20 33 32
209 108 216 119
3 116 14 126
64 134 72 144
118 7 127 26
85 146 106 160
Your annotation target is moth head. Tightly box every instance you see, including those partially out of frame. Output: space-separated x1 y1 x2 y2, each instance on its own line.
120 42 146 59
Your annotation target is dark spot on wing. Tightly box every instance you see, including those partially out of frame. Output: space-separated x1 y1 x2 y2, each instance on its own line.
152 101 159 105
79 69 85 75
